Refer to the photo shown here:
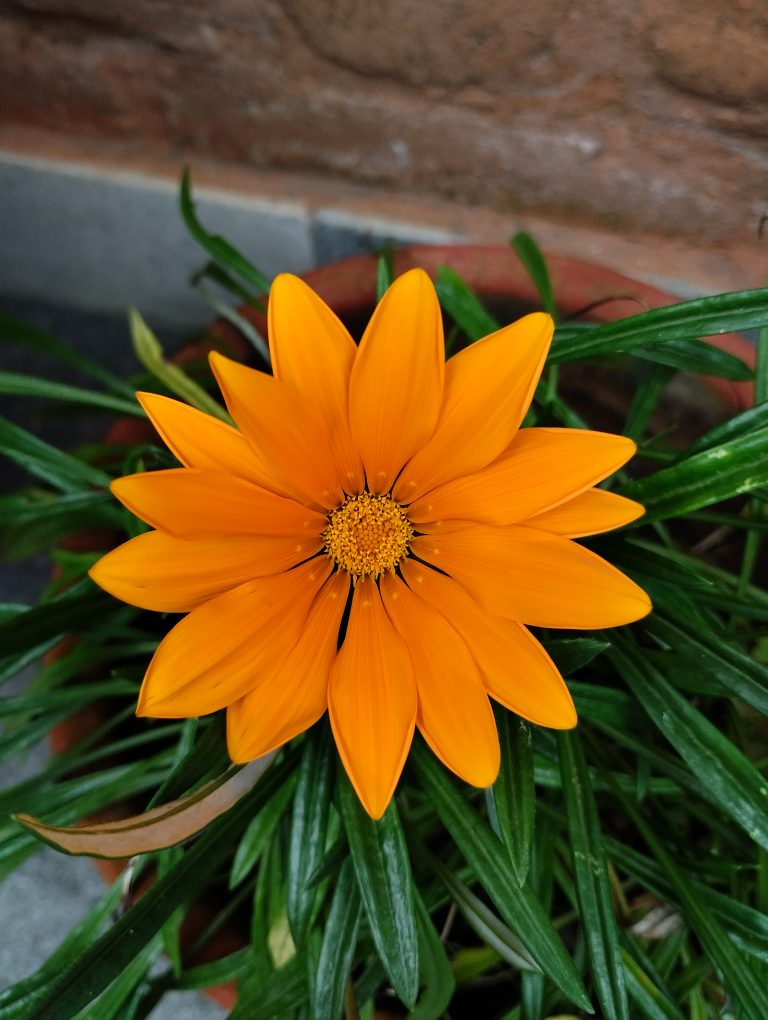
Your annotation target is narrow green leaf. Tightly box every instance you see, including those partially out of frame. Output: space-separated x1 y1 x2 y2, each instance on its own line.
605 836 768 964
0 312 134 397
431 855 540 972
287 729 334 943
624 364 675 442
408 890 455 1020
171 948 251 990
411 741 592 1013
376 249 395 301
757 318 768 404
338 769 420 1008
14 754 293 1020
593 743 768 1020
179 168 271 293
74 937 160 1020
0 371 141 416
646 613 768 716
621 427 768 522
632 338 753 380
510 232 556 317
493 710 535 885
550 286 768 363
128 309 231 422
311 857 362 1020
611 642 768 851
146 716 227 809
0 579 113 658
195 280 270 362
544 638 611 676
621 947 685 1020
435 265 500 341
229 770 296 886
685 400 768 458
0 416 110 492
230 951 308 1020
558 730 629 1020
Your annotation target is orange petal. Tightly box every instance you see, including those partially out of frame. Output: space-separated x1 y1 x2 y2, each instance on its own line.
400 558 576 728
380 573 499 787
523 488 645 538
111 469 326 541
210 353 343 508
269 274 364 493
328 577 417 819
349 269 444 495
136 559 331 717
409 428 636 526
227 571 350 761
136 392 266 484
394 313 553 503
411 524 651 628
89 530 318 612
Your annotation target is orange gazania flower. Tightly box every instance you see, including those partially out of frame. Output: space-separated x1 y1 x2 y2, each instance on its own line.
90 270 651 818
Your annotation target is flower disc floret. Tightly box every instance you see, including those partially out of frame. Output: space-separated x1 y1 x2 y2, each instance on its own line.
324 492 413 579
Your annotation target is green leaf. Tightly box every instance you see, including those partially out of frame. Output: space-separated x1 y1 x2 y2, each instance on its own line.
16 754 277 858
549 286 768 363
510 231 556 317
646 612 768 716
194 280 270 362
621 427 768 522
0 579 113 659
230 950 308 1020
0 416 110 492
408 890 455 1020
128 309 231 422
0 371 141 416
544 638 611 675
621 946 685 1020
632 338 753 380
179 168 271 294
435 265 500 341
310 856 362 1020
376 249 395 301
338 769 420 1007
229 769 296 886
73 937 160 1020
594 744 768 1020
411 741 592 1013
605 835 768 964
558 730 629 1020
287 728 334 943
685 400 768 459
611 642 768 851
171 947 251 990
430 855 540 972
493 710 535 885
0 312 134 398
12 753 293 1020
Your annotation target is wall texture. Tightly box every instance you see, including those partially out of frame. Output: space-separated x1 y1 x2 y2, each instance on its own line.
1 0 767 247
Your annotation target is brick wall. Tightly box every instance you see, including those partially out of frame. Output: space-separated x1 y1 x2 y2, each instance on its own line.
1 0 767 248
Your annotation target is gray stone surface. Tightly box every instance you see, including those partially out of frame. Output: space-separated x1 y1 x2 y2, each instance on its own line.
0 151 314 331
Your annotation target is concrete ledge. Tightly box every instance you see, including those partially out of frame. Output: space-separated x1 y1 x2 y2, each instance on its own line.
1 128 765 327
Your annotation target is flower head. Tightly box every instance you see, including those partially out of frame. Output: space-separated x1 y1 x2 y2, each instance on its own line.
90 269 650 818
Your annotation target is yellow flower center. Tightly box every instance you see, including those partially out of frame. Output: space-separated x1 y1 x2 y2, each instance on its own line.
324 492 413 579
